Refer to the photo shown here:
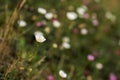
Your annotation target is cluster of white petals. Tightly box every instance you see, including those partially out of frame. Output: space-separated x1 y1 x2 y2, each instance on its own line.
66 12 77 20
59 70 67 78
61 36 71 49
96 63 103 70
81 28 88 35
105 11 116 22
53 20 61 28
45 12 54 20
38 7 47 14
77 5 87 17
34 31 46 43
62 42 71 49
18 20 27 27
62 37 70 43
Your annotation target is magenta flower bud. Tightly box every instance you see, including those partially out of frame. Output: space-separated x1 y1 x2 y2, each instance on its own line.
92 19 99 26
109 73 117 80
83 13 90 19
36 22 42 27
73 28 79 34
47 75 54 80
87 54 95 61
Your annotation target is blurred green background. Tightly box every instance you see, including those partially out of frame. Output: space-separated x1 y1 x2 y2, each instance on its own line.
0 0 120 80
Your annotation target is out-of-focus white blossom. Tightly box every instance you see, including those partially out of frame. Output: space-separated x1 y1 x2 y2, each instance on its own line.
44 27 51 34
62 37 70 43
52 43 58 48
81 28 88 35
18 20 27 27
105 11 116 22
77 5 87 17
45 12 53 20
59 70 67 78
34 31 46 43
66 12 77 20
62 42 71 49
96 63 103 70
38 7 47 14
53 20 61 28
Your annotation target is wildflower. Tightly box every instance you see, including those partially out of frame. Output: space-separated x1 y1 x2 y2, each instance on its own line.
53 20 61 28
47 75 54 80
18 20 27 27
34 31 46 43
62 37 70 43
59 70 67 78
62 42 71 49
44 27 51 34
73 28 79 34
36 21 42 27
45 12 54 20
52 43 58 48
95 63 103 70
109 73 117 80
92 19 99 26
105 11 116 22
77 5 87 17
66 12 77 20
81 28 88 35
38 7 47 14
87 54 95 61
83 13 90 19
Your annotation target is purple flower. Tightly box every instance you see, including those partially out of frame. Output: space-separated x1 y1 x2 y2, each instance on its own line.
83 13 90 19
47 75 54 80
73 28 79 34
92 19 99 26
36 22 42 27
87 54 95 61
109 73 117 80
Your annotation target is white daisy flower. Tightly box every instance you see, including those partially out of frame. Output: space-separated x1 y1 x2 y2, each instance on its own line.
34 31 46 43
38 7 47 14
62 37 70 43
105 11 116 22
62 42 71 49
52 43 58 48
77 5 87 17
18 20 27 27
66 12 77 20
59 70 67 78
45 12 53 20
53 20 61 28
96 63 103 70
81 28 88 35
